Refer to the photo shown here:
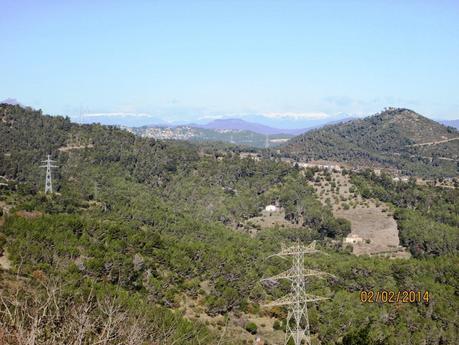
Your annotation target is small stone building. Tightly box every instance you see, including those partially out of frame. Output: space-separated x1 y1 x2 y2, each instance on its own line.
344 234 363 244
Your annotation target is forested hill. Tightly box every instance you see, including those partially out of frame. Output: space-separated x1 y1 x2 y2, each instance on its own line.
281 108 459 177
0 103 199 189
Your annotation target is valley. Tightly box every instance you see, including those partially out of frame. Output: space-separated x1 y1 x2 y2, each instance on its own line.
0 104 458 345
129 125 294 148
2 2 459 344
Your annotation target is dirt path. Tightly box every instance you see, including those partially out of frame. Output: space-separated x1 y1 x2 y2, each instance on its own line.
58 144 94 152
406 137 459 147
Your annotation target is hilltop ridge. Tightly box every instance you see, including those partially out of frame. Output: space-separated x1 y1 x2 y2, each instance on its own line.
282 108 459 177
194 118 308 135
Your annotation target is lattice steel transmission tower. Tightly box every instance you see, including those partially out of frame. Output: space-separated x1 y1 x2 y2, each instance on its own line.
40 154 57 193
261 241 331 345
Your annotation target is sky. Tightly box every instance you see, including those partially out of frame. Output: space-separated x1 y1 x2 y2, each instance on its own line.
1 0 459 127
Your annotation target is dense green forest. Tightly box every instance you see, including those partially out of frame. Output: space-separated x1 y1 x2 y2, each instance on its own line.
0 104 458 344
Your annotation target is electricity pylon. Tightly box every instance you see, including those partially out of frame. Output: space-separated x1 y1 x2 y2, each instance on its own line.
40 154 57 193
261 241 331 345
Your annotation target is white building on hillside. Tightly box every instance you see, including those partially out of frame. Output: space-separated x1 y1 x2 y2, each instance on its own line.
265 205 279 212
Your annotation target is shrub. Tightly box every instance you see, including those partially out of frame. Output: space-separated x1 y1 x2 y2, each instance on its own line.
0 233 6 254
273 320 282 330
245 321 257 334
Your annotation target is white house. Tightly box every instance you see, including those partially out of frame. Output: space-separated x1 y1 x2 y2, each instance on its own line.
265 205 279 212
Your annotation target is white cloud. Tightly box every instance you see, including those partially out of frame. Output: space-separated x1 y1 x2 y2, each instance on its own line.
197 114 225 121
196 111 331 121
81 112 153 118
260 112 330 120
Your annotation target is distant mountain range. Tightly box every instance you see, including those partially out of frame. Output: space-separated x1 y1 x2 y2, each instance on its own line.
440 119 459 129
193 117 357 135
130 117 357 147
282 108 459 177
192 118 309 135
1 101 457 176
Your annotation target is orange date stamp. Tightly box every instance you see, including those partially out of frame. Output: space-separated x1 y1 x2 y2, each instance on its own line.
360 290 429 304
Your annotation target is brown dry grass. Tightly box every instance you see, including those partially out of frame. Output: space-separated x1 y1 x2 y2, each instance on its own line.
312 171 410 257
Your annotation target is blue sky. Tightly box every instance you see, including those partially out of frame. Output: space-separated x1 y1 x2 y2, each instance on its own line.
1 0 458 127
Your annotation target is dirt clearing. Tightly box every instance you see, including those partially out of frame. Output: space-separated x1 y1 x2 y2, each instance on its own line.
311 171 409 258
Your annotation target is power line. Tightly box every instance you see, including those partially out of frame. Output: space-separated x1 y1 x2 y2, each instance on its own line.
40 154 58 193
261 241 332 345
